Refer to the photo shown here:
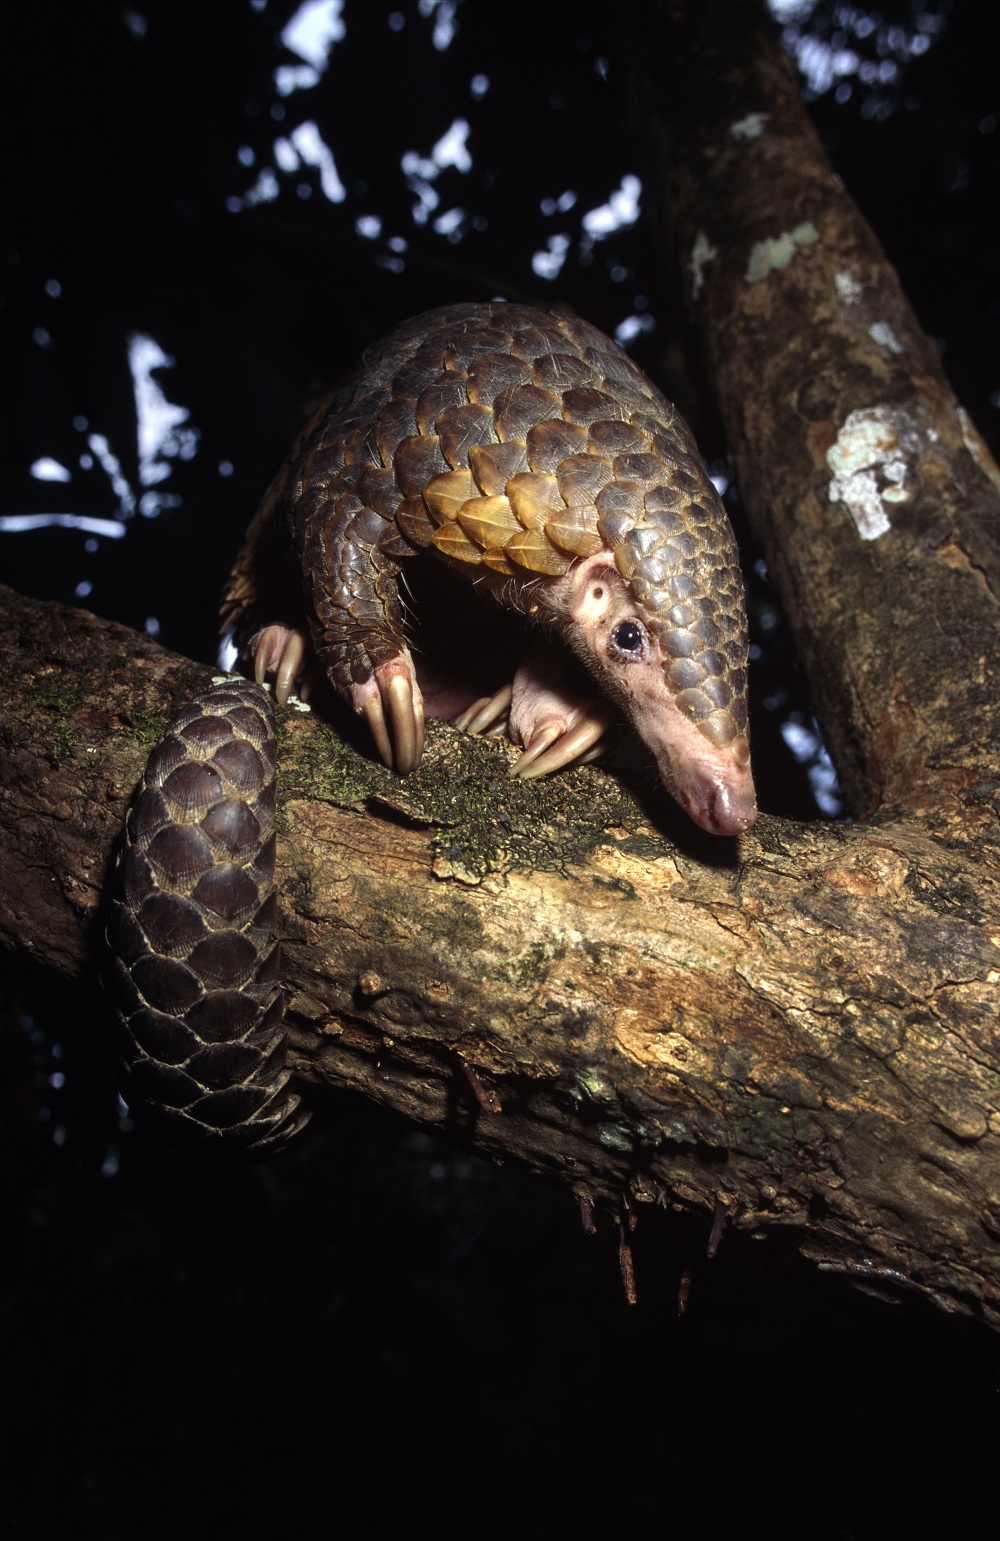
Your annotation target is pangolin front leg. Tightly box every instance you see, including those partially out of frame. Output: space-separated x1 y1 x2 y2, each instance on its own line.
298 489 428 773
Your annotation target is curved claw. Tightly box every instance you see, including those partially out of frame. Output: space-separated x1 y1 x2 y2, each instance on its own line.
251 626 310 706
577 739 613 765
385 670 425 774
353 657 425 774
251 626 284 683
296 666 316 705
511 703 619 780
275 636 308 707
451 684 514 737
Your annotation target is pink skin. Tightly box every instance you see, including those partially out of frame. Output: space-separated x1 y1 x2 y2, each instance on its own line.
350 655 425 774
250 550 757 836
251 621 613 775
251 624 425 773
252 624 312 705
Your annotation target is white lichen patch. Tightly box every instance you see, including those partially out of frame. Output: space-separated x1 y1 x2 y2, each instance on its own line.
690 230 718 300
827 405 924 540
834 270 863 304
730 112 770 140
868 321 904 355
745 221 818 283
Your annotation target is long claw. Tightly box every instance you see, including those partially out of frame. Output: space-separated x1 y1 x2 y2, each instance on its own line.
275 632 308 706
509 720 564 776
452 684 514 737
385 671 424 774
511 705 618 780
252 626 284 684
353 658 425 774
251 626 310 706
577 739 612 765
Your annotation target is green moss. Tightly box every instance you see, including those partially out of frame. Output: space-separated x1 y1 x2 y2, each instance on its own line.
21 669 87 768
125 705 175 758
277 714 380 811
274 709 652 882
46 714 78 768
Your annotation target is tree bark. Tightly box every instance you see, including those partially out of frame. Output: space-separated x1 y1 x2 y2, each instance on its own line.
3 0 1000 1325
3 579 1000 1323
629 0 1000 826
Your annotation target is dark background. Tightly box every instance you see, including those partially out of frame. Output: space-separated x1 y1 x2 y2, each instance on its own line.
2 1 999 1535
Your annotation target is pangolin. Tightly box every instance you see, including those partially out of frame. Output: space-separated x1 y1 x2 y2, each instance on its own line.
107 301 756 1156
224 301 756 837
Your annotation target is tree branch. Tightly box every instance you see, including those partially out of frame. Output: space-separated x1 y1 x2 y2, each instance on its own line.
3 582 1000 1323
630 0 1000 822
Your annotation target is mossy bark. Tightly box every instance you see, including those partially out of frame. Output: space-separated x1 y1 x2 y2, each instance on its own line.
3 583 1000 1323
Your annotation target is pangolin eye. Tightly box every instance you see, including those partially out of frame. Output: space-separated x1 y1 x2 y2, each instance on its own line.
611 620 644 656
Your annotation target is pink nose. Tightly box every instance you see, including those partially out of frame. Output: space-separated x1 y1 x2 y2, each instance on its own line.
699 781 757 836
682 767 757 837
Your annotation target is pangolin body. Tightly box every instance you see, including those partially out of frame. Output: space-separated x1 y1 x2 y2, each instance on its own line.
226 302 756 837
108 302 755 1154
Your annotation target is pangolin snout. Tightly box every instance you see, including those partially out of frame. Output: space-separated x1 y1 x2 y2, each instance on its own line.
650 720 756 837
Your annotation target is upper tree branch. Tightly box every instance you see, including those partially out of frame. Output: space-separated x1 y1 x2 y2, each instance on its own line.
629 0 1000 819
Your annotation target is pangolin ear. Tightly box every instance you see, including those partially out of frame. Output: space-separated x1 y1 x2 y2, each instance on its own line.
565 550 630 627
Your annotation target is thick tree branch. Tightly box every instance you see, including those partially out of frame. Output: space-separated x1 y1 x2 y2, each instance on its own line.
3 583 1000 1323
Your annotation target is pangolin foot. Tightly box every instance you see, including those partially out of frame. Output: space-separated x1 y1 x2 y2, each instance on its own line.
352 654 425 774
452 652 619 777
251 625 312 705
506 646 619 778
511 700 619 779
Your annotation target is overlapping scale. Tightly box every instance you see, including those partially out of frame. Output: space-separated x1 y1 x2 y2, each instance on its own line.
107 683 310 1156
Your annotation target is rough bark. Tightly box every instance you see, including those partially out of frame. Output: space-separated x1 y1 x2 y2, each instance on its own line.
2 582 1000 1324
630 0 1000 826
